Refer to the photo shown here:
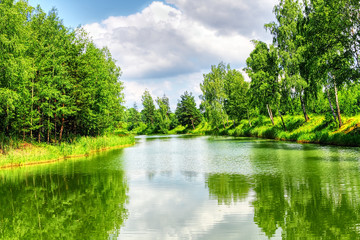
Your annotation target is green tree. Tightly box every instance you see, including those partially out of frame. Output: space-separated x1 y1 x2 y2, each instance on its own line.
306 0 355 127
200 63 229 130
245 41 280 126
141 90 156 126
156 95 171 133
175 91 202 130
265 0 311 123
0 1 125 144
126 103 142 131
0 0 33 138
223 69 250 126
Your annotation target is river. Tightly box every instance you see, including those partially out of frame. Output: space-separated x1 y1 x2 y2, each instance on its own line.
1 135 360 239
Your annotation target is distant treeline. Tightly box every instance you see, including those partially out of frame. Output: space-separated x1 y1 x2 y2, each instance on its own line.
0 0 124 144
125 0 360 134
123 90 202 134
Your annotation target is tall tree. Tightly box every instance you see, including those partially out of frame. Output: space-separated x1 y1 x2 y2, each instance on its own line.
0 1 125 143
306 0 355 127
245 41 280 126
223 68 249 126
156 95 171 133
200 62 229 129
141 90 156 126
175 91 202 130
0 0 33 137
265 0 311 123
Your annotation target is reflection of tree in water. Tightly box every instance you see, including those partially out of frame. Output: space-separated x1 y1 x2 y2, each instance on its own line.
205 173 250 205
0 169 128 239
251 165 360 239
181 171 198 182
252 174 285 238
279 172 360 240
206 143 360 239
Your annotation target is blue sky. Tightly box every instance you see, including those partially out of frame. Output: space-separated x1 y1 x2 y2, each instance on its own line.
27 0 277 110
28 0 157 27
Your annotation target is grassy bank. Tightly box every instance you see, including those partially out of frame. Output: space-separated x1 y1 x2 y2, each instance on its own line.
190 115 360 147
0 135 135 168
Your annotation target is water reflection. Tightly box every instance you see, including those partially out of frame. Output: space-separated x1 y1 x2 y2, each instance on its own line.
0 151 128 240
204 140 360 239
206 174 250 205
2 136 360 239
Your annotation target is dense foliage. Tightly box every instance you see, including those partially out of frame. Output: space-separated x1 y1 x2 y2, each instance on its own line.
198 0 360 133
3 0 360 140
123 90 201 134
0 0 124 146
175 91 201 130
124 0 360 136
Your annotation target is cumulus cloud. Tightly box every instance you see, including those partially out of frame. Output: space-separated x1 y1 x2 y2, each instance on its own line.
84 1 254 79
166 0 277 38
83 0 275 106
120 174 257 239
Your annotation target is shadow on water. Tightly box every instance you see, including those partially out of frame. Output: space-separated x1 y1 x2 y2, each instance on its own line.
0 150 129 240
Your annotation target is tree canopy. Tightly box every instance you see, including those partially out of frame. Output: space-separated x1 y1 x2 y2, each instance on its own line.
0 0 124 144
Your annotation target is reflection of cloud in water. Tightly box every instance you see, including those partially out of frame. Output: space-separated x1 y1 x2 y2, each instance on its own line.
120 173 270 239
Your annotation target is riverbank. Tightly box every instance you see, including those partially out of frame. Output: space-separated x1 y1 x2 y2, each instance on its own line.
190 115 360 147
0 135 135 169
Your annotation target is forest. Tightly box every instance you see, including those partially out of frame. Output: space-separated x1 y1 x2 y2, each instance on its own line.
0 0 124 147
2 0 360 147
123 0 360 138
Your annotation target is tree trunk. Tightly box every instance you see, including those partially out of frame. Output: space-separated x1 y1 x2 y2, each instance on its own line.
47 116 50 144
247 110 252 127
299 91 309 122
30 79 34 140
38 106 41 143
6 110 8 134
334 82 342 127
277 103 287 131
59 104 65 142
326 87 338 123
266 104 275 125
54 117 57 142
191 118 195 130
220 112 226 129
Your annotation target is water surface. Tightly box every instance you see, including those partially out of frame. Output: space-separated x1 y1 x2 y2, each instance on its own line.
1 135 360 239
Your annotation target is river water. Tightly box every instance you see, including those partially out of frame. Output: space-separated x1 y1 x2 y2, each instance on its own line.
1 135 360 239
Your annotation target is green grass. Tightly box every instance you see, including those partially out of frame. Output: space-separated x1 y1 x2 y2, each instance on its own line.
168 125 187 134
0 134 135 168
191 115 360 147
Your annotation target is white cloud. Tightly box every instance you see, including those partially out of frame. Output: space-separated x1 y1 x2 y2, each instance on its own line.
166 0 277 38
120 176 258 239
83 0 275 106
